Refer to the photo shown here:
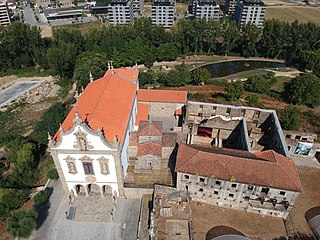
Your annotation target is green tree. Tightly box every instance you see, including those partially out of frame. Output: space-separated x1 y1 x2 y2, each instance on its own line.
279 105 301 130
284 73 320 108
240 23 261 58
47 42 78 79
0 189 29 220
302 50 320 77
247 93 260 107
33 103 68 145
244 73 274 94
6 209 38 238
224 81 244 101
175 63 191 85
16 143 37 173
191 67 211 85
157 43 179 61
34 189 48 205
73 51 108 90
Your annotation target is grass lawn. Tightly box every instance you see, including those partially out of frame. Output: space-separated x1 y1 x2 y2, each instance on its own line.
271 76 291 92
266 6 320 25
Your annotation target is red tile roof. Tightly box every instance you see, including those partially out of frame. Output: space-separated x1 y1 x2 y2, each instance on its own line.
162 133 177 147
176 144 302 192
138 121 163 136
138 89 187 103
135 103 149 126
54 68 138 144
137 142 162 157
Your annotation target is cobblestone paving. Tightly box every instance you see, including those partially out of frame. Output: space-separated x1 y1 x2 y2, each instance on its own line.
33 181 141 240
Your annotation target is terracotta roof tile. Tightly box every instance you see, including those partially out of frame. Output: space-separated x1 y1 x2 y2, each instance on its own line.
54 68 138 144
137 142 162 157
129 132 138 146
135 103 149 126
162 133 177 147
138 89 187 103
176 144 302 192
138 121 163 136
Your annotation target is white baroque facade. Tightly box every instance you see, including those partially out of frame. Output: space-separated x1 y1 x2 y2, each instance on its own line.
49 116 121 198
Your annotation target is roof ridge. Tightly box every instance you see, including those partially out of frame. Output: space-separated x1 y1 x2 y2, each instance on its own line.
274 153 302 190
114 71 138 83
176 145 199 170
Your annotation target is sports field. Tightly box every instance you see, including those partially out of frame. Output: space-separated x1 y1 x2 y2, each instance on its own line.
266 6 320 25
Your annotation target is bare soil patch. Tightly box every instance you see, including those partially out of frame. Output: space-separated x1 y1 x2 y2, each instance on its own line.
289 166 320 235
191 201 287 240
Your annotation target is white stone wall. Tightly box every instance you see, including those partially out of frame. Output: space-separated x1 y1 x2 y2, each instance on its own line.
177 172 299 218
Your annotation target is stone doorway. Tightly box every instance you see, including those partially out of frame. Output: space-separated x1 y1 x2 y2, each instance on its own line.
102 185 113 198
88 183 101 197
75 184 86 196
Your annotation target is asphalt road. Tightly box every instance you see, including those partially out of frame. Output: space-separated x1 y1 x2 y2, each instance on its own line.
23 5 39 26
0 81 42 108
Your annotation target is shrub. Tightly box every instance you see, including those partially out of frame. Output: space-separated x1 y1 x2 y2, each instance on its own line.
34 189 48 205
224 81 244 101
247 93 260 107
47 168 59 180
279 105 301 131
6 209 38 238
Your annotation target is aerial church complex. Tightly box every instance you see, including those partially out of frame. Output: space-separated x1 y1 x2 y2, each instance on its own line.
48 66 303 237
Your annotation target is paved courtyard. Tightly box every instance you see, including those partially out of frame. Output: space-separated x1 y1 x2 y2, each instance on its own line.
0 80 43 107
33 181 141 240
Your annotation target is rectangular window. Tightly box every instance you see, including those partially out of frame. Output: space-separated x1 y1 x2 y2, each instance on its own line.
280 191 286 196
248 185 254 190
184 174 189 179
214 191 219 195
199 188 203 192
215 180 221 185
226 108 231 114
231 183 237 188
83 162 94 175
200 105 203 109
200 177 205 182
229 193 234 198
198 112 203 117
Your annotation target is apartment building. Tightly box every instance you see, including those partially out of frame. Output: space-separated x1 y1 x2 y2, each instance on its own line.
225 0 237 14
133 0 144 14
194 0 221 20
0 0 10 26
107 0 134 25
234 0 266 27
151 0 175 28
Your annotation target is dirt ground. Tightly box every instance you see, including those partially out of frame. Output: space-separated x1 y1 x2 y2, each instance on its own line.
190 165 320 240
266 6 320 25
191 200 287 239
289 166 320 236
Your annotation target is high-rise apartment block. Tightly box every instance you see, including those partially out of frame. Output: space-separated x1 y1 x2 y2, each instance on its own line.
0 0 10 26
225 0 237 14
133 0 144 14
107 0 134 25
194 0 221 20
234 0 266 27
151 0 175 28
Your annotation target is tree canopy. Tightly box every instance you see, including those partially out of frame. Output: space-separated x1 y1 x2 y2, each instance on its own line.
284 73 320 108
